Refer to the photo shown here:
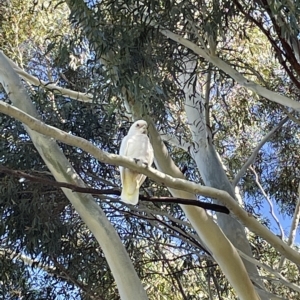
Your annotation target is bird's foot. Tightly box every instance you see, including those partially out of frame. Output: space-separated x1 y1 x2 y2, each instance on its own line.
133 158 140 164
134 158 148 167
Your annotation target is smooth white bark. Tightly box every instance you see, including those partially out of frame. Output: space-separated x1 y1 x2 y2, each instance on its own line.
127 3 300 111
176 59 266 296
4 53 93 103
0 52 148 300
144 117 260 300
237 249 300 294
1 100 299 266
279 183 300 269
157 28 300 112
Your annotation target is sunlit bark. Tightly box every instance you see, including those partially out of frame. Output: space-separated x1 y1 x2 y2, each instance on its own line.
0 51 148 300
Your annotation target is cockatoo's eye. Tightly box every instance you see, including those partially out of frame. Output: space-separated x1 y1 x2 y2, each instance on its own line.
136 123 140 127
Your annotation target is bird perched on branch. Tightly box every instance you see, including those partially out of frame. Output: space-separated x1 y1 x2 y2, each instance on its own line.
119 120 154 205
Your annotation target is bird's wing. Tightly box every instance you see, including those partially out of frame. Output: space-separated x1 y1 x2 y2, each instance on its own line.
119 133 154 205
119 135 129 186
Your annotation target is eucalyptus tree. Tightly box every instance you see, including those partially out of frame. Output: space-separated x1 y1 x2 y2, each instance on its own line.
1 0 300 299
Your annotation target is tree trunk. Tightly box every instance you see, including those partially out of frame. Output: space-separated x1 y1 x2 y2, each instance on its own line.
0 51 148 300
178 58 266 293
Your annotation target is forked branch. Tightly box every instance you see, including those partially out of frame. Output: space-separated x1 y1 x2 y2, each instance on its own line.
0 101 299 266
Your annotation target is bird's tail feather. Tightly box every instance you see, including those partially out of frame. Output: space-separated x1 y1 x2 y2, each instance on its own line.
121 188 139 205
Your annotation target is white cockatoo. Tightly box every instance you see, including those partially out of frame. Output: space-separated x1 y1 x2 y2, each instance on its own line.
119 120 154 205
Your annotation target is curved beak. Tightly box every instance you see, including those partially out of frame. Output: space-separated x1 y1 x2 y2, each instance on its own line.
142 125 148 134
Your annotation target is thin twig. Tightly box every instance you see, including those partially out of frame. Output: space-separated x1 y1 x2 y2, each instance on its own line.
283 107 300 126
159 132 190 152
0 247 56 272
233 117 288 187
188 19 208 50
153 236 189 300
1 101 299 265
204 66 212 128
250 166 285 239
237 249 300 294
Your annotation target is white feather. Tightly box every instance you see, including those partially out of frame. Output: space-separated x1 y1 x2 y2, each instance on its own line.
119 120 154 205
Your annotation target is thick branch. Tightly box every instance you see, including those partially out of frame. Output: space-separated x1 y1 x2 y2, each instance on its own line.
144 117 260 300
3 52 93 103
0 50 148 300
279 183 300 269
125 3 300 111
175 57 266 296
0 101 299 266
154 26 300 111
287 183 300 246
